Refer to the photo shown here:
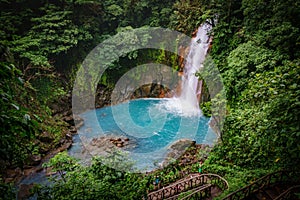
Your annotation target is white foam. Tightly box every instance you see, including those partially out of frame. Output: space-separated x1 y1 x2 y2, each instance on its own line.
156 98 201 117
157 23 211 117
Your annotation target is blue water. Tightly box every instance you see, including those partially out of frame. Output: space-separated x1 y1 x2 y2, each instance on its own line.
70 98 217 172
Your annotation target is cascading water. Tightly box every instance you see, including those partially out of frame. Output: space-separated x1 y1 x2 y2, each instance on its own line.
69 23 216 171
58 23 215 174
51 24 214 173
159 23 212 117
16 23 217 189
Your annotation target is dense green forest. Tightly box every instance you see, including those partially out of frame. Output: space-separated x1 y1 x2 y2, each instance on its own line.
1 0 299 199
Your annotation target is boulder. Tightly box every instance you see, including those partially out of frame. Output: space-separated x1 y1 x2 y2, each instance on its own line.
84 136 135 157
162 139 195 167
168 139 195 151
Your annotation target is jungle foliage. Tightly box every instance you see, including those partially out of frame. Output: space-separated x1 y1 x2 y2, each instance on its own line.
0 0 300 199
34 151 148 200
0 0 176 167
0 0 177 198
189 0 300 196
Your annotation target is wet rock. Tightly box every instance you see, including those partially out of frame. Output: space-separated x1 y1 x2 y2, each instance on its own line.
91 138 97 144
17 183 35 199
95 85 113 108
69 126 77 133
66 133 72 140
64 115 74 125
142 85 151 97
58 140 72 152
63 110 72 117
168 139 195 151
23 168 35 176
39 131 54 143
108 137 127 147
6 168 22 179
50 93 72 116
59 138 66 144
30 154 42 165
74 115 83 124
84 136 136 157
158 89 165 98
75 120 84 129
163 139 195 167
116 143 123 148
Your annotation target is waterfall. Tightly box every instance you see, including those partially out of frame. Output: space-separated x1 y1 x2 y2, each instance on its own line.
158 23 212 117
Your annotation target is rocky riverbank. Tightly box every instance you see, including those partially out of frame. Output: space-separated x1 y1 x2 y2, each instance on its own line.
3 93 85 198
162 139 212 168
8 79 213 199
5 83 166 185
87 135 136 153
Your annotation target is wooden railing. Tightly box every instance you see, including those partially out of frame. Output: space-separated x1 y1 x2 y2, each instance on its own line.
222 170 300 200
179 173 229 200
147 173 228 200
273 185 300 200
178 184 212 200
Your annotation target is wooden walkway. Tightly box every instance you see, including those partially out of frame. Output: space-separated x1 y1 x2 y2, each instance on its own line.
222 170 300 200
147 170 300 200
147 173 228 200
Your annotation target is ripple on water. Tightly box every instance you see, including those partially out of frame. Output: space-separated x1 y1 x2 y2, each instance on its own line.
69 98 217 172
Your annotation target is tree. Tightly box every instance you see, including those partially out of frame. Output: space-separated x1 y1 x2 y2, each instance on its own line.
36 151 147 199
